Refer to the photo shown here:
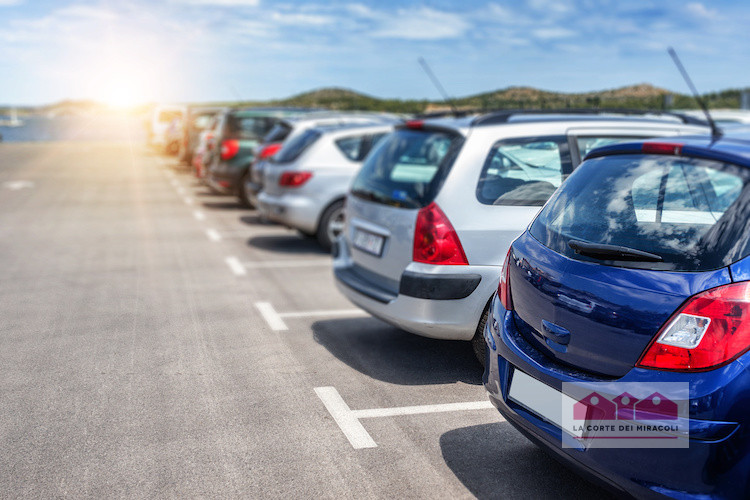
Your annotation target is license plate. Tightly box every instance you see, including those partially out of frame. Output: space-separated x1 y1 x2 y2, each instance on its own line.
352 228 385 257
508 369 582 438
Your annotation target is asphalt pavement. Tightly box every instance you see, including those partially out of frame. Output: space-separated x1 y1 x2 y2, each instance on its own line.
0 141 614 498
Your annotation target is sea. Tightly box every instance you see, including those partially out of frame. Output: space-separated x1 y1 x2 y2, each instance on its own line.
0 114 147 143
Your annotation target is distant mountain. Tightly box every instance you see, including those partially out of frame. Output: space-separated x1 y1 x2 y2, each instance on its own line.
10 83 750 116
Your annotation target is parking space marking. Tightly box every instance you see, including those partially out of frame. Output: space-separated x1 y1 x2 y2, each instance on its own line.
225 256 247 276
241 259 331 269
255 302 289 331
206 228 222 242
314 387 377 449
254 302 366 331
315 386 500 449
193 210 206 221
183 196 194 206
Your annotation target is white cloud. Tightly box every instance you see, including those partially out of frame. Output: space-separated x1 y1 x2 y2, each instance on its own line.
370 7 469 41
171 0 260 5
686 2 718 20
532 27 576 40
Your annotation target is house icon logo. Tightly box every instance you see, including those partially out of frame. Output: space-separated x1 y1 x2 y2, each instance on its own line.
573 391 678 421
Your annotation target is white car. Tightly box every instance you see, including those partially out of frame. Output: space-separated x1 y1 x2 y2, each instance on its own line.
257 123 396 249
333 110 709 365
148 104 187 152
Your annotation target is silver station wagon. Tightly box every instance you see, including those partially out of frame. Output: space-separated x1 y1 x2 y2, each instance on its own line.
332 110 708 364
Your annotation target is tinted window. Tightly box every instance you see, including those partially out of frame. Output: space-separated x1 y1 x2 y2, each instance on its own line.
228 116 278 140
530 154 750 271
263 123 292 143
350 128 463 209
476 137 569 206
274 129 321 163
335 135 366 161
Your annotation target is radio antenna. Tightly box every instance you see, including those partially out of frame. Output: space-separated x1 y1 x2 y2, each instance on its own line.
667 47 721 140
418 57 459 116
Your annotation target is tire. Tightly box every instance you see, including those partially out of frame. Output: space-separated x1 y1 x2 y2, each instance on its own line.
472 303 490 368
316 200 346 251
238 170 255 208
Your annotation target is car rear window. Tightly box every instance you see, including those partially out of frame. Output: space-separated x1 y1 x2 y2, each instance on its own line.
227 115 278 140
350 128 464 209
274 129 321 163
263 123 292 144
335 134 366 161
477 137 570 206
529 154 750 271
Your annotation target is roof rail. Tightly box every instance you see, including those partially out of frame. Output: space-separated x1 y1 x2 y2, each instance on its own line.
414 109 483 119
470 108 708 127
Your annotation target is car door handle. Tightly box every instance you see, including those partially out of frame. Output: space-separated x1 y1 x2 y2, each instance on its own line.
541 320 571 346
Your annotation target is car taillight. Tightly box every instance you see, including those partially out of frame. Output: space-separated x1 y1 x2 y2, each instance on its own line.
259 143 281 160
279 171 312 187
498 248 513 311
220 139 239 160
413 202 468 265
637 281 750 372
642 142 683 155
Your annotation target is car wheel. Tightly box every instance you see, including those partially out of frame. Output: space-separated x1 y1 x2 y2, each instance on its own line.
238 170 255 208
316 200 345 251
472 304 490 368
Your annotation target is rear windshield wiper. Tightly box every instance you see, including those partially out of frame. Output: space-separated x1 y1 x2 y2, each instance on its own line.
568 240 663 262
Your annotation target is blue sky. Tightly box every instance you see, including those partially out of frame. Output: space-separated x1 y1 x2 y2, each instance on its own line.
0 0 748 105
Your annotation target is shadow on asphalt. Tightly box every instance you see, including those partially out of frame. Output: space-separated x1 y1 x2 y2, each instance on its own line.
312 317 482 385
239 214 270 225
247 234 328 255
440 423 616 499
202 200 246 210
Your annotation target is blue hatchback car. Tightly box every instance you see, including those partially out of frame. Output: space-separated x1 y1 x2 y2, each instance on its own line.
484 133 750 498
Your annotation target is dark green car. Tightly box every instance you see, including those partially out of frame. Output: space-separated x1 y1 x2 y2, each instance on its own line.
205 108 311 206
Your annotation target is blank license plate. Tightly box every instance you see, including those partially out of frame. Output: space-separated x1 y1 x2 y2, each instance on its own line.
352 228 385 257
509 370 582 438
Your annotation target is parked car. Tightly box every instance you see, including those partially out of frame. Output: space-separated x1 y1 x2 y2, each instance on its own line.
192 124 218 179
258 122 395 249
484 132 750 498
242 112 401 208
205 108 310 196
178 107 223 166
333 110 708 365
147 104 187 152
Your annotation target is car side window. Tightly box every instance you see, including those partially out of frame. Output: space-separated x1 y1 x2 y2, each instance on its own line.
335 134 366 161
476 136 570 206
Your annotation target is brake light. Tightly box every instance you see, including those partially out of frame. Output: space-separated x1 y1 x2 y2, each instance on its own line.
279 171 312 187
220 139 239 160
413 202 468 265
259 143 282 160
637 282 750 372
642 142 683 155
498 248 513 311
405 120 424 130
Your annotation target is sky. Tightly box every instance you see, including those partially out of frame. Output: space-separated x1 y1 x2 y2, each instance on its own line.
0 0 748 105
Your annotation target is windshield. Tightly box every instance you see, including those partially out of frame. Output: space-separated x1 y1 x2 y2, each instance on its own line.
530 154 750 271
350 128 463 209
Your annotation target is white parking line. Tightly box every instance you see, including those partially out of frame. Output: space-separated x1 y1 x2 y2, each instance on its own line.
225 256 247 276
254 302 367 331
193 210 206 221
241 259 331 269
176 186 186 195
255 302 289 331
206 229 222 242
314 387 500 449
183 196 194 206
315 387 377 449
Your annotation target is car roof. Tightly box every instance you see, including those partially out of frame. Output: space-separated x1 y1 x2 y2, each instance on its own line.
412 109 708 135
280 112 402 127
585 131 750 166
229 107 313 117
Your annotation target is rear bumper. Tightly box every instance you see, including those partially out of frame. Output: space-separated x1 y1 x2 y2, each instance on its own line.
332 238 497 340
484 294 750 499
258 192 321 234
207 161 245 194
